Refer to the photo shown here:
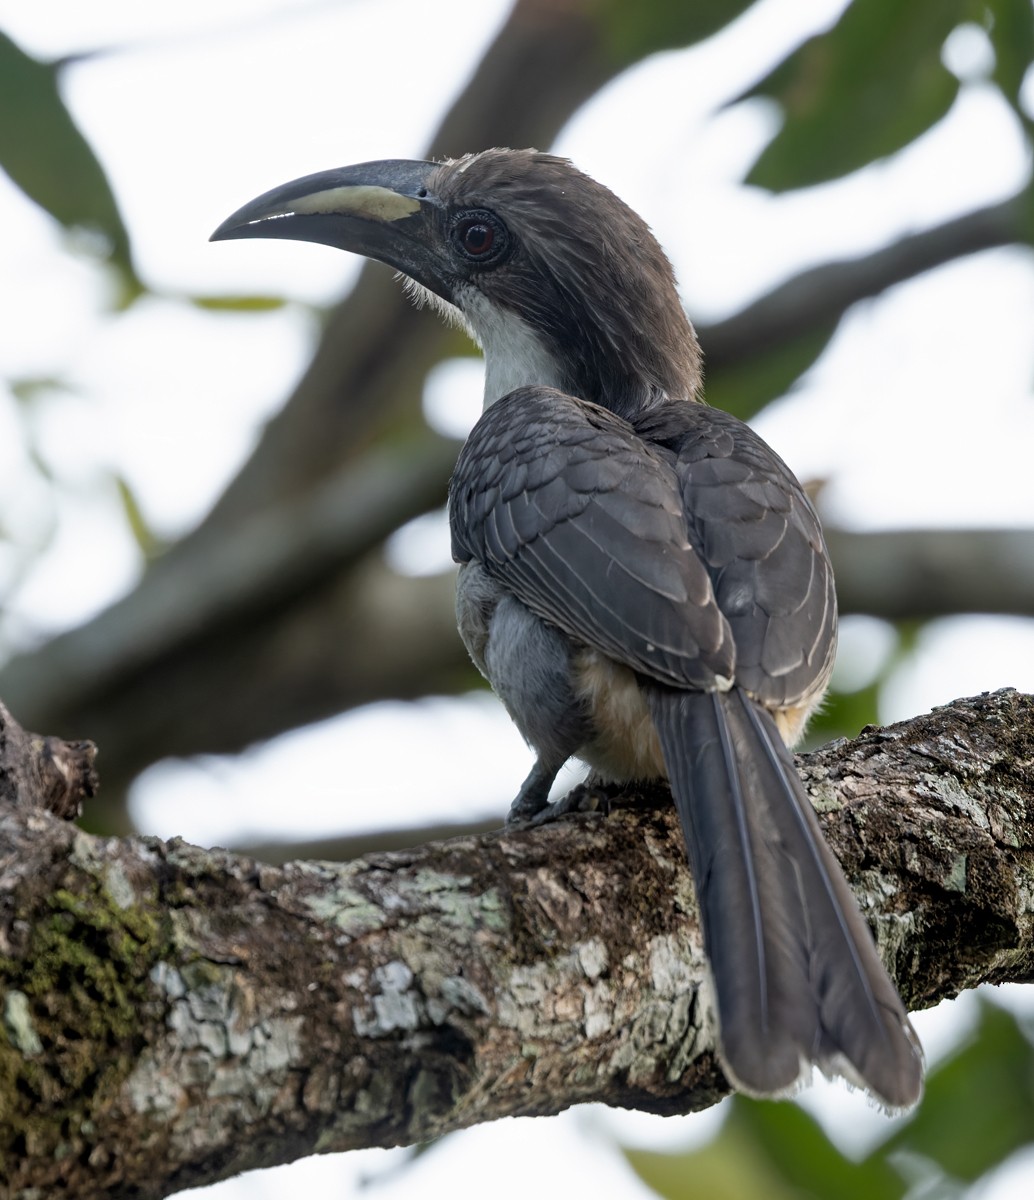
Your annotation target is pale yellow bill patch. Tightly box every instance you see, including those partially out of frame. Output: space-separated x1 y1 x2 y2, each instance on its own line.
284 185 420 222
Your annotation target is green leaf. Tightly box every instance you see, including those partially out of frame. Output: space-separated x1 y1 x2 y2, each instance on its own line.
624 1116 800 1200
0 32 139 296
189 294 290 313
596 0 757 68
807 676 883 746
625 1096 906 1200
879 1000 1034 1184
9 375 69 405
702 324 835 421
807 619 917 744
114 474 165 560
730 1098 906 1200
743 0 966 190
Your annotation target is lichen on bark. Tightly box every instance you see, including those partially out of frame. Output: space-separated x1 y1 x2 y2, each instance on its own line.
0 690 1032 1198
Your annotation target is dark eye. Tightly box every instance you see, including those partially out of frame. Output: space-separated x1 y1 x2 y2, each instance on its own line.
451 210 509 265
461 221 493 255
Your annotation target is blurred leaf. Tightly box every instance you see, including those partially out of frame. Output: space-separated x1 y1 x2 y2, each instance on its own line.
985 0 1034 119
743 0 965 190
808 620 925 743
1018 183 1034 246
625 1005 1034 1200
356 1138 442 1188
114 474 165 560
703 324 834 421
189 294 290 313
9 375 69 405
0 31 139 297
596 0 756 66
731 1098 906 1200
25 440 56 484
624 1117 800 1200
879 1000 1034 1184
625 1096 905 1200
807 676 882 745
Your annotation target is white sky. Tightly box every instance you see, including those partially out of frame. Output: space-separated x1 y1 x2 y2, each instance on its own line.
1 0 1034 1197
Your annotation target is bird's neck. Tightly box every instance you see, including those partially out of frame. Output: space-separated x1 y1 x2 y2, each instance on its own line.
459 286 700 420
461 290 566 408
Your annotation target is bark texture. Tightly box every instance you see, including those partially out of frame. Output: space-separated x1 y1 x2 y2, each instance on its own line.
0 700 97 820
1 690 1033 1199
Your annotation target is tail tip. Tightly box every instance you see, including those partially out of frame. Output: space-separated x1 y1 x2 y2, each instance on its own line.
716 1023 925 1111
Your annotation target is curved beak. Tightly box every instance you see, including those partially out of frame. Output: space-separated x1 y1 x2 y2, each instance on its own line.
210 159 448 297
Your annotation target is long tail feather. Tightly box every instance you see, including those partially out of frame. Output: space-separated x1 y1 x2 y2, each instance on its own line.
648 686 923 1108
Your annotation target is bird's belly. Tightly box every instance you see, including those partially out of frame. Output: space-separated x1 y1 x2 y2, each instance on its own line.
456 563 666 782
572 648 666 782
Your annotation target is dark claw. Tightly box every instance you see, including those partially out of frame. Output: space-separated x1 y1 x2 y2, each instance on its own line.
511 781 613 827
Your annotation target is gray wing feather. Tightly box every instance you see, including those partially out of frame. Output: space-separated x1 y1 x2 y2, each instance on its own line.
451 387 734 690
635 404 837 710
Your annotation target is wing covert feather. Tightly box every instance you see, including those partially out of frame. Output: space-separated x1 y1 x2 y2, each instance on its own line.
450 388 734 689
634 404 837 709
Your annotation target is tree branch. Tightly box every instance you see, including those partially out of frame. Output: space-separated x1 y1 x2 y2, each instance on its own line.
826 527 1034 620
1 690 1032 1198
0 436 463 807
0 699 97 820
4 527 1032 814
702 192 1030 370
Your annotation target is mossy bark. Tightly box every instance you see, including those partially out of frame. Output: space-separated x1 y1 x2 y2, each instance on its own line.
1 690 1033 1198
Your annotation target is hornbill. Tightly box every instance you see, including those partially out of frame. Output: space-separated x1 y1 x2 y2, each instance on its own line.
212 149 923 1108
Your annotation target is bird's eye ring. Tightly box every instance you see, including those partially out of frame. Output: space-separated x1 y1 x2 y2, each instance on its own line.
451 210 509 265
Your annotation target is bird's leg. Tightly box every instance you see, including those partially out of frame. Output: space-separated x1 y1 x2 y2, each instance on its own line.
506 757 563 824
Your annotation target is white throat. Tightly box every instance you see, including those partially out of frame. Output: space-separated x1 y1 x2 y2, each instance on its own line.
402 277 565 410
457 286 564 410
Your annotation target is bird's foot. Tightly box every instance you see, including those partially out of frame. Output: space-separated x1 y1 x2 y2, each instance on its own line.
507 780 615 828
535 781 613 824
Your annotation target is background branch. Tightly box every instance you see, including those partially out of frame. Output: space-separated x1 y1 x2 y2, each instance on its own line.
703 193 1030 372
4 526 1033 812
826 527 1034 620
2 690 1032 1198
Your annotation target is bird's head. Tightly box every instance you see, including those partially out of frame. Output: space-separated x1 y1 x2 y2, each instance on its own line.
212 148 702 418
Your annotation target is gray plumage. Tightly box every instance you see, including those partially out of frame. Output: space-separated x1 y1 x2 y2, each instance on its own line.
650 687 917 1101
213 147 924 1109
